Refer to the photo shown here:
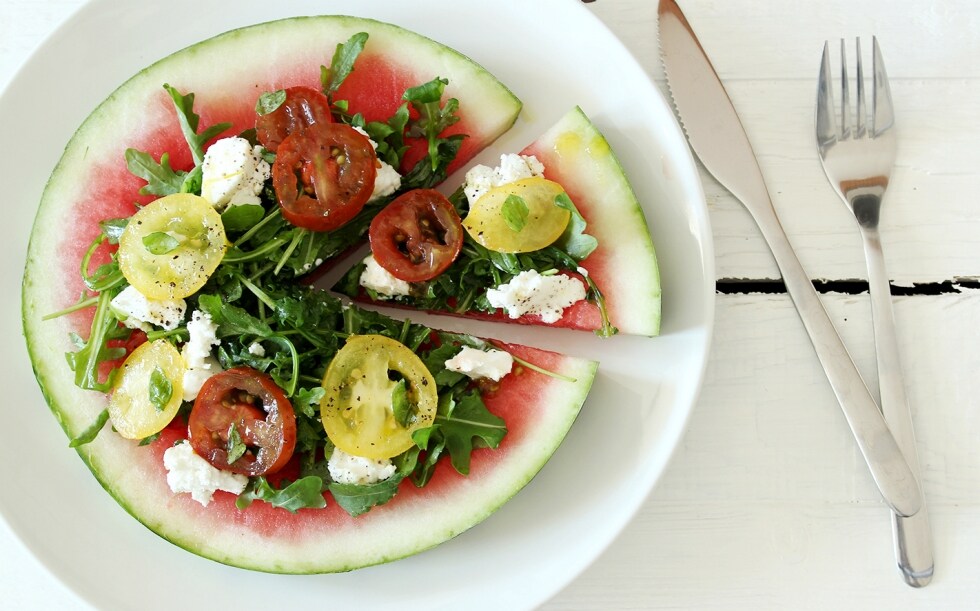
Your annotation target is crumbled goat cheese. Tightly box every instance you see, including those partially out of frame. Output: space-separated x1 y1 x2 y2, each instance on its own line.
486 269 587 323
463 153 545 204
248 341 266 357
358 254 412 298
444 347 514 381
201 137 271 210
327 446 397 485
109 285 186 331
163 441 248 506
180 310 222 401
353 126 402 201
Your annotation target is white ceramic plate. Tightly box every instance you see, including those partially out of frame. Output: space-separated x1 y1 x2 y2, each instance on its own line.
1 0 713 608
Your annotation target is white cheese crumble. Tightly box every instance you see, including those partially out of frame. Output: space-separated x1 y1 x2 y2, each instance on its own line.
109 285 186 331
444 347 514 382
327 446 397 485
463 153 545 204
180 310 222 402
353 126 402 202
201 137 271 210
248 341 266 357
486 269 587 323
358 254 412 299
163 441 248 506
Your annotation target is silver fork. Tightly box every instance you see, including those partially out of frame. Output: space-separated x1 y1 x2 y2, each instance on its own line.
815 37 933 587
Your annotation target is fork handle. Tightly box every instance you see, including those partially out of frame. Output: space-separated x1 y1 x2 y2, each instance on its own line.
748 203 921 517
862 227 934 586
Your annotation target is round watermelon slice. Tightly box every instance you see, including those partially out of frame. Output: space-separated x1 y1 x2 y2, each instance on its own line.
20 16 601 573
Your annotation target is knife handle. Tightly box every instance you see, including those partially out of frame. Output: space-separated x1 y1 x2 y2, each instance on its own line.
751 205 921 518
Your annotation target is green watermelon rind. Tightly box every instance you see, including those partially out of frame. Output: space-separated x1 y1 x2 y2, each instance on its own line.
526 106 662 337
21 16 601 574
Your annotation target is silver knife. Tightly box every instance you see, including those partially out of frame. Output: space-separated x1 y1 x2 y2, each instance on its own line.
657 0 921 517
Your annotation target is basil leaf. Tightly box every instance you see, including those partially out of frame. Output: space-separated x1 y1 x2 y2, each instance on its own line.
125 149 186 196
236 476 328 513
553 192 598 261
328 475 403 517
391 379 410 427
226 423 246 464
321 32 369 98
68 408 110 448
99 218 129 245
256 89 286 115
221 204 265 233
501 194 529 232
142 232 180 255
148 366 173 412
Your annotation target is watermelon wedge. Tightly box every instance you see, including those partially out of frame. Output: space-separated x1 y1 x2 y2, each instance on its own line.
337 106 662 337
21 16 606 574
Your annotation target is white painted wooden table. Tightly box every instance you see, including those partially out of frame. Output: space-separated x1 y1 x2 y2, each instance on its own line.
2 1 978 608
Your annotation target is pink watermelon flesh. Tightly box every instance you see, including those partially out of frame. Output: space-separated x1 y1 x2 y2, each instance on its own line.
23 16 598 574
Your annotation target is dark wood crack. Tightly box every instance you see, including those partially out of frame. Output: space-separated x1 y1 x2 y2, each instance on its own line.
716 278 980 296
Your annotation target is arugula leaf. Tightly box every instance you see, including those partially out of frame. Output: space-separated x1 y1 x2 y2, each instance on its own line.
328 475 403 517
403 77 461 173
553 192 598 261
163 83 232 165
142 231 180 255
68 408 110 448
236 476 328 513
501 194 529 232
197 294 273 338
125 149 186 196
226 424 247 464
321 32 369 99
66 290 123 392
255 89 286 115
363 103 411 168
148 366 173 412
433 391 506 475
292 386 326 419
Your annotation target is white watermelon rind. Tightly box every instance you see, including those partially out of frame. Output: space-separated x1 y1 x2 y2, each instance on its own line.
19 16 603 574
527 106 662 337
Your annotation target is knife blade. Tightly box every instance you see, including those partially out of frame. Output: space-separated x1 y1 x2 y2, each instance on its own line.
658 0 921 517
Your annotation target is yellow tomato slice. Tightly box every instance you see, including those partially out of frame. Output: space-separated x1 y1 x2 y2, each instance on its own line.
462 177 571 253
320 335 437 460
118 193 228 300
108 339 186 440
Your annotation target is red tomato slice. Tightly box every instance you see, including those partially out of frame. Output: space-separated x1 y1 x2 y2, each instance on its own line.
188 367 297 476
255 86 333 152
368 189 464 282
272 123 378 232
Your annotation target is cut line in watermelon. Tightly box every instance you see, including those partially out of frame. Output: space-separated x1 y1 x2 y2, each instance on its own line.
21 16 606 574
340 106 662 336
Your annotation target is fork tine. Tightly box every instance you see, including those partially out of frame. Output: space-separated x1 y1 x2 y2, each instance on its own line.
872 36 895 136
840 39 851 139
855 38 866 137
815 41 838 152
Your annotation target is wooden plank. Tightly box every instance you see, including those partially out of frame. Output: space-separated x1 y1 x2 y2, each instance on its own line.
545 292 980 608
585 2 980 284
587 0 980 80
